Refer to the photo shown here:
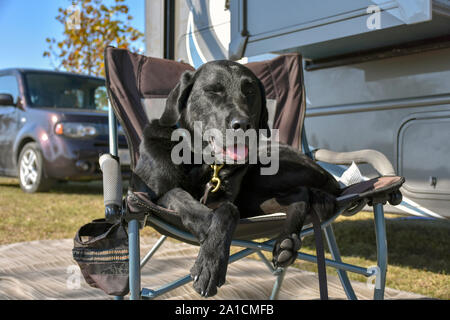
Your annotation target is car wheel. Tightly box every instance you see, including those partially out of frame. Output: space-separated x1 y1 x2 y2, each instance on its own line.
18 142 54 193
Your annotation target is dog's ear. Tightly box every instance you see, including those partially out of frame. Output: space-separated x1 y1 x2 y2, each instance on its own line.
159 70 195 127
256 78 271 137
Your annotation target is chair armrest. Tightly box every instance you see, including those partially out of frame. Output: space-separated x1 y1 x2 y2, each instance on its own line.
313 148 396 176
99 154 123 221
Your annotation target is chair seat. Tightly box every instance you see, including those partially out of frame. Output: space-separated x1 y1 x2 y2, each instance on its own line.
127 192 288 244
126 176 404 246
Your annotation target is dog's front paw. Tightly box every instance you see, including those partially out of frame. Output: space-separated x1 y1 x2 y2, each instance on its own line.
190 246 227 298
272 233 301 268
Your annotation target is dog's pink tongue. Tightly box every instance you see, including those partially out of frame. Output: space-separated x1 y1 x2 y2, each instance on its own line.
226 145 248 161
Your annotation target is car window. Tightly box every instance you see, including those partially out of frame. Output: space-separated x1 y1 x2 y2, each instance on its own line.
25 72 107 111
0 75 19 104
94 86 109 111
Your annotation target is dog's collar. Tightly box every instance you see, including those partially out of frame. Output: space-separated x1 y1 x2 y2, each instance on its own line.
209 164 224 193
200 164 224 205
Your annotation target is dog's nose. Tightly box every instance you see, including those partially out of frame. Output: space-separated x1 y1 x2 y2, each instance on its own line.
230 118 251 131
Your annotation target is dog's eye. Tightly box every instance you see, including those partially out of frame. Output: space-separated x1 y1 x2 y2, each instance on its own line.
204 85 224 95
242 86 256 96
241 80 256 96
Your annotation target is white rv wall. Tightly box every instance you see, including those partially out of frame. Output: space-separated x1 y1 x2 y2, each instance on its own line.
145 0 164 58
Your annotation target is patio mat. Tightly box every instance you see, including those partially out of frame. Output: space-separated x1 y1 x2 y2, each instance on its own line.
0 237 428 300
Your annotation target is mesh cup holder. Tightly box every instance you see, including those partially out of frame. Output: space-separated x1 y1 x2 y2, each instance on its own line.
72 219 130 296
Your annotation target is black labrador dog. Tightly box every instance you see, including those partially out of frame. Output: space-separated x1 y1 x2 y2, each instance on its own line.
134 60 340 297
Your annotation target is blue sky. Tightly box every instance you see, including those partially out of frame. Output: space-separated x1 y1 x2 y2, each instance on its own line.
0 0 145 70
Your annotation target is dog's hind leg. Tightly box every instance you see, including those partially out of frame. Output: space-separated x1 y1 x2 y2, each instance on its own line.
272 204 307 268
157 188 239 297
271 187 337 268
272 189 310 268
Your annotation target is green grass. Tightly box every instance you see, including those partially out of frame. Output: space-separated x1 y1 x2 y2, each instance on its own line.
0 177 159 244
0 176 448 299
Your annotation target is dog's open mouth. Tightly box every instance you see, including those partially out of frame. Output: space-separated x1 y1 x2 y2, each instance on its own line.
210 137 249 162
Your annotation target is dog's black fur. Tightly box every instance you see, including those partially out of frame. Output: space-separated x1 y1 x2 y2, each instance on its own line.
134 60 341 297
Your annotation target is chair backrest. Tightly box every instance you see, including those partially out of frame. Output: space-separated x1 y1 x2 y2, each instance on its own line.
104 47 306 169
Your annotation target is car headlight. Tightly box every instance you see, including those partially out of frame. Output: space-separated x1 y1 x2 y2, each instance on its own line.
54 122 100 139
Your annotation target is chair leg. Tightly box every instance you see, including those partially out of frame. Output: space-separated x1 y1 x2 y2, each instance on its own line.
324 225 357 300
269 268 286 300
140 235 167 269
373 203 387 300
128 219 141 300
256 250 275 273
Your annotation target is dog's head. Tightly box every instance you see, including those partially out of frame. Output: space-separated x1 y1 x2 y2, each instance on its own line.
159 60 270 163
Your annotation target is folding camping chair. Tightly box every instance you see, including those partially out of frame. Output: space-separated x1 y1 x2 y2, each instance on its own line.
100 46 404 300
